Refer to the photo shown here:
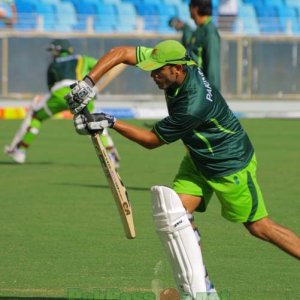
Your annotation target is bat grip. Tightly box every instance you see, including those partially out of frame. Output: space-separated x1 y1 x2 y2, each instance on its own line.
81 107 94 122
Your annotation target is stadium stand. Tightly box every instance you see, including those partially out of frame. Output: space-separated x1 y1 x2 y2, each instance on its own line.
233 3 260 34
3 0 300 35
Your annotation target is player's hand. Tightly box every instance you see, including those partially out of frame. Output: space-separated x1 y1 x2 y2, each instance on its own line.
168 17 184 31
74 113 116 135
65 81 96 114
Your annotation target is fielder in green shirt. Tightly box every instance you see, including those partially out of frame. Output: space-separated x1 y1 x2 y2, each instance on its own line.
169 0 221 90
65 40 300 298
5 39 120 167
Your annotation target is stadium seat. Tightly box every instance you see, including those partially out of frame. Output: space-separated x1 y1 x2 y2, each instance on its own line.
54 2 77 32
35 2 57 31
157 4 178 33
264 0 284 8
143 0 161 5
135 3 159 31
122 0 140 6
242 0 261 4
278 6 299 34
41 0 61 4
233 4 260 35
60 0 81 6
102 0 121 3
255 4 283 34
115 2 137 33
285 0 300 7
94 4 118 33
14 1 38 30
73 2 97 31
175 2 192 23
164 0 182 5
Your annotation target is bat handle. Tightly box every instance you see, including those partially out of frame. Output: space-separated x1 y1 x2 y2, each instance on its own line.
81 107 94 122
81 107 103 135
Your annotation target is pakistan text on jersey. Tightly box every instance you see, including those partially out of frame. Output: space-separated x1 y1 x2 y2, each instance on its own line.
197 68 213 102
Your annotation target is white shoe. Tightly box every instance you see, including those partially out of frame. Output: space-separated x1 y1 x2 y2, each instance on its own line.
4 146 26 164
108 151 120 169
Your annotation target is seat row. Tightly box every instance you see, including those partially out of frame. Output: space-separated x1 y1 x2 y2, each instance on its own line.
9 0 191 33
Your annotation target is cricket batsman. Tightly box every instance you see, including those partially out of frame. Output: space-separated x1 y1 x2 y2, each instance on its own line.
4 39 120 168
64 40 300 299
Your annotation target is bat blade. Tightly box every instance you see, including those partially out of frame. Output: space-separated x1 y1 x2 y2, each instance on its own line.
91 133 136 239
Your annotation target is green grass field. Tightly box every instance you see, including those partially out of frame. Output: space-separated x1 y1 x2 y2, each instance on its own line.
0 119 299 300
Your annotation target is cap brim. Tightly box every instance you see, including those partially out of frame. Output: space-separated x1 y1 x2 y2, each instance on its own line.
137 59 196 71
137 59 166 71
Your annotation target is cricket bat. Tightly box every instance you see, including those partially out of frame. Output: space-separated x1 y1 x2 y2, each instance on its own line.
82 108 136 239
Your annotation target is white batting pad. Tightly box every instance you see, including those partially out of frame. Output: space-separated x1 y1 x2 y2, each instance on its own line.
151 186 207 299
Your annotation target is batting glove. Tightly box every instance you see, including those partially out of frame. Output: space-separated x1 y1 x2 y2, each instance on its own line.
65 81 96 114
74 113 116 135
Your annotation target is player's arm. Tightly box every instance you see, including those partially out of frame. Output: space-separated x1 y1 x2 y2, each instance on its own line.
74 113 164 149
86 46 137 85
65 46 138 114
113 120 164 149
206 30 221 90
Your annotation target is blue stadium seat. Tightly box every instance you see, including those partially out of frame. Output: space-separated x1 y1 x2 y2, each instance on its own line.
264 0 284 8
233 4 260 34
102 0 121 3
241 0 261 4
94 4 118 33
157 4 178 33
41 0 61 4
285 0 300 7
255 4 283 34
122 0 140 6
278 6 299 34
73 2 97 31
175 2 191 23
115 2 137 33
143 0 161 5
60 0 81 6
164 0 182 5
135 3 159 31
35 2 57 31
14 1 38 30
54 1 78 32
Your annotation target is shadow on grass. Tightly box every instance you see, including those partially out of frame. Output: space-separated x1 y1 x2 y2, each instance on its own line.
56 182 150 192
0 161 53 165
0 298 66 300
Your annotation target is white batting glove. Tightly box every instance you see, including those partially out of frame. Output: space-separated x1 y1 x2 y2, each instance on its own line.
65 81 96 114
74 113 116 135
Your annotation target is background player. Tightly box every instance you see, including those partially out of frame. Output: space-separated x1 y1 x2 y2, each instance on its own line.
169 0 221 90
4 39 120 167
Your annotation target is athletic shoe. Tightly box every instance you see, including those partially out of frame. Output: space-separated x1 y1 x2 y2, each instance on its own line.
4 146 26 164
108 151 120 169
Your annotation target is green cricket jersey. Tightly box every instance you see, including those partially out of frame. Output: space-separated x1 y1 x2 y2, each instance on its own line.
47 54 97 90
155 65 254 178
136 47 253 178
181 18 221 90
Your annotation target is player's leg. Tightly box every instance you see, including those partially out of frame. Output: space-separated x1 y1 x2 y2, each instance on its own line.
245 217 300 259
4 94 50 163
99 128 121 169
151 185 208 299
5 88 68 163
210 154 300 259
168 155 218 298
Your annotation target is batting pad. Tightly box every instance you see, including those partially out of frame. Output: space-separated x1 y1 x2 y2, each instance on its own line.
151 186 207 299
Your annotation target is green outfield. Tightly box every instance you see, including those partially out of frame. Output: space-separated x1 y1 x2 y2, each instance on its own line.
0 119 299 300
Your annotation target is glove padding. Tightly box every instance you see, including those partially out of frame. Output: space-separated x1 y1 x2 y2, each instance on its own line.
74 113 116 135
65 81 96 114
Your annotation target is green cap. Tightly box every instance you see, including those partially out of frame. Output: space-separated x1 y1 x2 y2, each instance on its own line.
47 39 73 53
137 40 193 71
